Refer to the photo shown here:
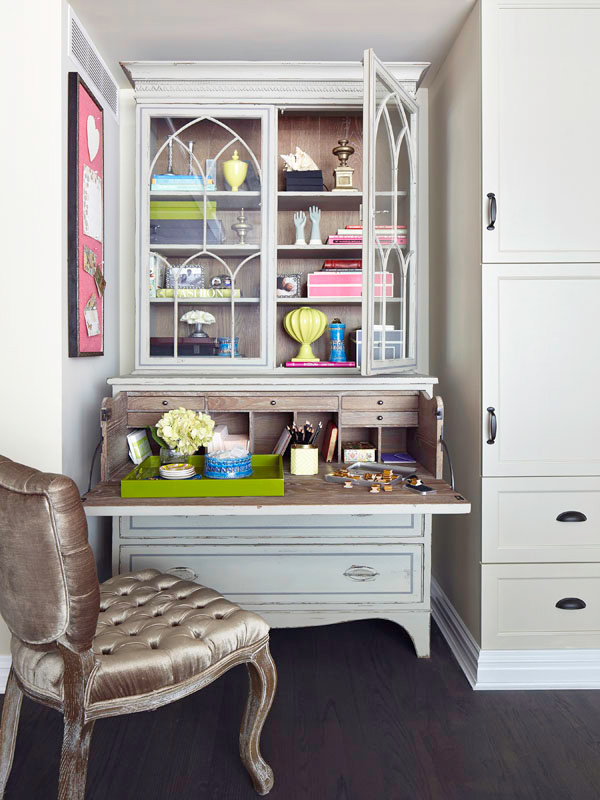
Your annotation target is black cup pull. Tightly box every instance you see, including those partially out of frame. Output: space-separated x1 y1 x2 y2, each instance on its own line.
556 511 587 523
486 407 497 444
487 193 497 231
556 597 586 610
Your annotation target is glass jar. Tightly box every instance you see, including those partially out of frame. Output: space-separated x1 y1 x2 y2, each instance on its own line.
159 447 188 466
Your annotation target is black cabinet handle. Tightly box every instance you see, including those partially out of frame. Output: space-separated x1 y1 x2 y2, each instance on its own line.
556 597 587 610
487 193 497 231
270 400 276 405
556 511 587 523
377 415 383 421
486 407 497 444
162 400 169 406
377 400 384 405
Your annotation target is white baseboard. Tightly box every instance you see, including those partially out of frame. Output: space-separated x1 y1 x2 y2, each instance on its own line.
0 656 11 693
431 578 600 690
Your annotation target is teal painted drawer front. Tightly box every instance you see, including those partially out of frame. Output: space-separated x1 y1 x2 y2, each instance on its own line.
120 514 422 540
119 546 424 605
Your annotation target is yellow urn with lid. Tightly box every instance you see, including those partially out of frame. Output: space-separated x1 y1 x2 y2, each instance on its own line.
223 149 248 192
284 306 328 362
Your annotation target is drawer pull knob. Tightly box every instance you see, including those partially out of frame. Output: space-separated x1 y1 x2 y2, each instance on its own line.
162 400 169 406
270 400 276 405
377 415 383 421
343 565 379 582
377 400 384 405
556 511 587 523
556 597 586 610
167 567 198 581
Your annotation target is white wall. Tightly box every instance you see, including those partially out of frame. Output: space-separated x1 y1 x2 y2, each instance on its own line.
0 2 120 671
429 4 482 643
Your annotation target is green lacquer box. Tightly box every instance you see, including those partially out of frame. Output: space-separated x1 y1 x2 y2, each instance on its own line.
121 455 284 498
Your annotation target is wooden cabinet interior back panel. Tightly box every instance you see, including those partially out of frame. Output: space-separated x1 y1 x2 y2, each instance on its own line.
275 303 363 365
277 112 363 192
127 395 206 411
406 394 443 480
340 411 418 427
208 395 338 411
341 393 419 411
101 393 129 482
253 411 293 454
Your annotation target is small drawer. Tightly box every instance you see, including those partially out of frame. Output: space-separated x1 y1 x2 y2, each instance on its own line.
128 395 206 411
482 563 600 649
340 411 418 427
119 545 423 605
341 394 419 412
482 477 600 562
208 395 338 412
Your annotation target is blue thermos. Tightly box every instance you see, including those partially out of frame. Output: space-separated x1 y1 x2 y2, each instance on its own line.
328 318 347 363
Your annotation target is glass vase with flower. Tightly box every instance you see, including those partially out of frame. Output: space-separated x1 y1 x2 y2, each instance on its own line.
151 407 215 465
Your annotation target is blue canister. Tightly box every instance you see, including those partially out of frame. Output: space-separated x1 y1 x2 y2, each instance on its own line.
217 336 240 357
328 319 347 362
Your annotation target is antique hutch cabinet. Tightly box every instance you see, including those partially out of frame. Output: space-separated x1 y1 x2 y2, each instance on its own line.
85 52 470 658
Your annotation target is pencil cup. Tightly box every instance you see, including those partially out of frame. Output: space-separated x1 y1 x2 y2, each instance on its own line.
290 444 319 476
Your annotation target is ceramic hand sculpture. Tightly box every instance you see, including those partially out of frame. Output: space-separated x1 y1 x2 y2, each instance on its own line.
308 205 322 245
293 211 307 245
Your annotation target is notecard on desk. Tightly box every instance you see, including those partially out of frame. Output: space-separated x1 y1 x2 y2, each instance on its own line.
381 452 417 464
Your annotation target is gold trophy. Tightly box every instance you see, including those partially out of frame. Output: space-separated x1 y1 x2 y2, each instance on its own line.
332 139 358 192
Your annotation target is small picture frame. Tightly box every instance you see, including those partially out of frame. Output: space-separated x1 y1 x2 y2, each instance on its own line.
166 264 205 289
277 273 302 298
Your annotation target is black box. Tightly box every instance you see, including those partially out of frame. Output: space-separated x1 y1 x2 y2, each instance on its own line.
285 170 323 191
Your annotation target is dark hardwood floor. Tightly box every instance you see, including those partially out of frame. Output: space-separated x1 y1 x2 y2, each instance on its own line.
3 620 600 799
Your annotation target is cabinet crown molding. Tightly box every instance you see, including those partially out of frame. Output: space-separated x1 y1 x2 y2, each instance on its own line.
121 60 430 102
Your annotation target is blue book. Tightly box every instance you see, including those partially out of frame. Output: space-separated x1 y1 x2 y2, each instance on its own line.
381 452 416 464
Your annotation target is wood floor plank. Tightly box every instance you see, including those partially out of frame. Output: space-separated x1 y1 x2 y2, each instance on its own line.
2 621 600 799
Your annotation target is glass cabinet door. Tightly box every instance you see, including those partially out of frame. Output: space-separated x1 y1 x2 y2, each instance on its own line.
362 50 418 373
137 106 275 369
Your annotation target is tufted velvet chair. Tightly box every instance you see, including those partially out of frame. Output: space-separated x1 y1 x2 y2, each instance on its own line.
0 455 277 798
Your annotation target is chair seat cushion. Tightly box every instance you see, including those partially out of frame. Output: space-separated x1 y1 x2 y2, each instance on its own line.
11 569 269 708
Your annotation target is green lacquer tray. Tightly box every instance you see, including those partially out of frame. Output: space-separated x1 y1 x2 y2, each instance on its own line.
121 455 284 498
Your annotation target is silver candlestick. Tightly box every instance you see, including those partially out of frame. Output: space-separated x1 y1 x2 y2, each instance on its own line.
187 141 195 175
165 135 174 174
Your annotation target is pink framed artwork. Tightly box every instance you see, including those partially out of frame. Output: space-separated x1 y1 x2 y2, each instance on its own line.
68 73 105 357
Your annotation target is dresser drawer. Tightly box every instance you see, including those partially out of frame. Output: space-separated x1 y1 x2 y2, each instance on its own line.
482 477 600 563
340 411 418 427
482 563 600 649
208 395 338 412
118 545 424 605
341 394 419 412
128 395 206 411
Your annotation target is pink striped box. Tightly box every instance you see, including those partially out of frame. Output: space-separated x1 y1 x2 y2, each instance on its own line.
307 271 393 298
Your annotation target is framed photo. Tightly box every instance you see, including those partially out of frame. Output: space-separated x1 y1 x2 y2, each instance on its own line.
68 73 104 356
277 273 302 297
167 264 205 289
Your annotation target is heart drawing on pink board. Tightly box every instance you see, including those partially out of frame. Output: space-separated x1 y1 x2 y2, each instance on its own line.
87 115 100 162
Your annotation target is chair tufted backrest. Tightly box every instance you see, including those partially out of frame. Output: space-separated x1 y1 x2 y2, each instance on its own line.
0 455 100 648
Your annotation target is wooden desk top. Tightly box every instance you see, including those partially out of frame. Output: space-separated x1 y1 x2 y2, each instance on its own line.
82 464 470 517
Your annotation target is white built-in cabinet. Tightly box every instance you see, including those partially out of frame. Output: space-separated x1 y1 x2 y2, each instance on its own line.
481 1 600 263
482 264 600 477
431 0 600 664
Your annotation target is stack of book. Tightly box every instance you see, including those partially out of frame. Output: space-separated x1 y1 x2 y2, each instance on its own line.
151 174 215 192
321 259 362 271
327 226 407 246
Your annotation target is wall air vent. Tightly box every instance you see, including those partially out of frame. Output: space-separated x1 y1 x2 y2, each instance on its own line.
68 7 119 120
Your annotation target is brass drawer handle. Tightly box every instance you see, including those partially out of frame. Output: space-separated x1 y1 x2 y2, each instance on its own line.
343 565 379 582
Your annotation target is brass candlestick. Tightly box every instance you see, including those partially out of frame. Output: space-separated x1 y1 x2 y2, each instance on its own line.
332 139 358 192
231 208 252 244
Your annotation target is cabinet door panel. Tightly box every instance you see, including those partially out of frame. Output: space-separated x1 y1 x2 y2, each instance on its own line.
482 264 600 476
482 1 600 262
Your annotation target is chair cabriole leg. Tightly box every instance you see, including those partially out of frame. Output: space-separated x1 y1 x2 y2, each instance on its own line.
58 713 95 800
239 642 277 796
0 670 23 798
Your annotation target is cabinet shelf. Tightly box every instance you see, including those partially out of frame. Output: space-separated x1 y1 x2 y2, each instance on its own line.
150 297 260 304
276 297 403 305
150 190 261 209
277 245 362 257
277 192 363 210
150 244 260 257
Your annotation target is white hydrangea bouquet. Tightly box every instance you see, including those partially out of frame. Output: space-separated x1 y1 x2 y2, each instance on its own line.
151 407 215 456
